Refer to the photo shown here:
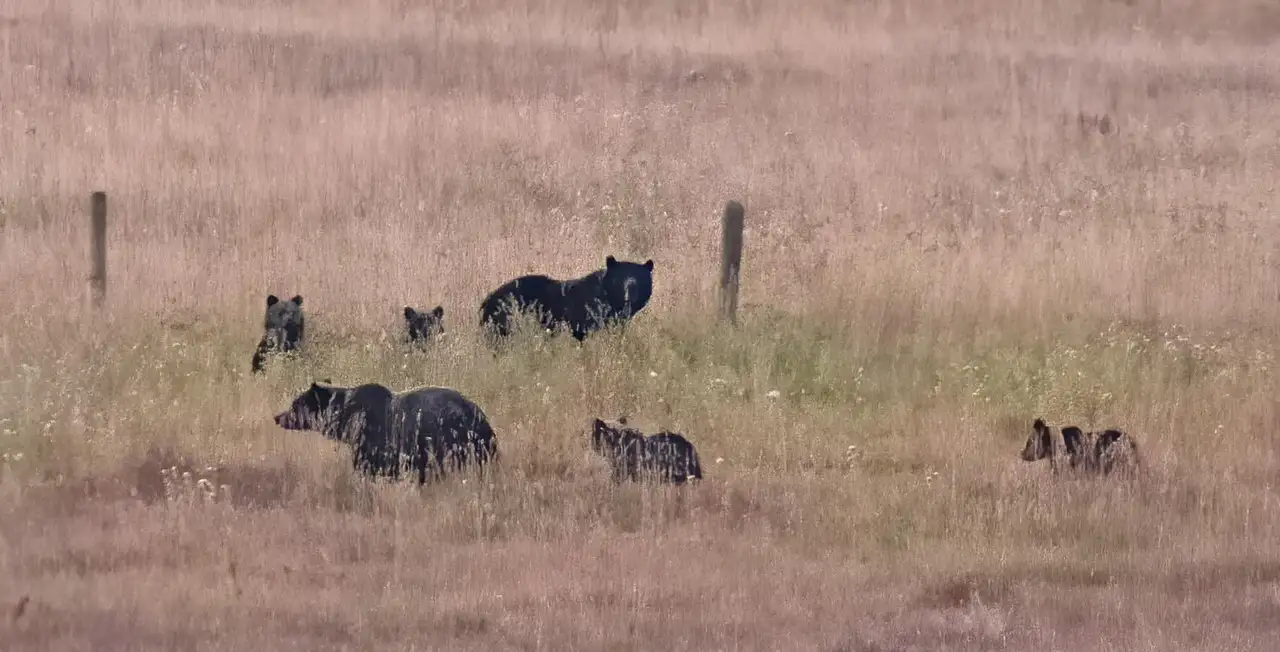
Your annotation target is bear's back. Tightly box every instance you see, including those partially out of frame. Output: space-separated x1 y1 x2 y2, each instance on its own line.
390 385 493 433
482 274 561 306
645 431 702 480
339 384 394 424
646 432 698 461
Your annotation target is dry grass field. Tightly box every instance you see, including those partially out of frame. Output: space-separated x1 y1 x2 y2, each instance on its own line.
4 0 1280 649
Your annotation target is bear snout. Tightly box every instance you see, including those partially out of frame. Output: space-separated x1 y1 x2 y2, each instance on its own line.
274 411 299 429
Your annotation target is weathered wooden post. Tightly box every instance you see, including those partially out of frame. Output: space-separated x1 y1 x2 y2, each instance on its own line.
719 200 745 324
90 191 107 307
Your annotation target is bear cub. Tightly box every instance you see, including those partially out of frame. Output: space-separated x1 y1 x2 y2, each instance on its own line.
274 381 499 484
403 305 445 344
590 417 703 485
479 256 654 343
251 294 304 373
1021 417 1140 476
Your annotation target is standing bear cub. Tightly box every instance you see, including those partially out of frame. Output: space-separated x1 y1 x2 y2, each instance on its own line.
273 381 499 484
590 417 703 485
251 294 305 373
479 256 654 343
1020 417 1140 477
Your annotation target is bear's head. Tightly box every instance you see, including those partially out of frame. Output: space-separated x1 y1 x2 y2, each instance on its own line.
590 416 643 455
601 256 654 317
274 380 344 437
263 294 305 351
404 305 445 343
1020 418 1053 462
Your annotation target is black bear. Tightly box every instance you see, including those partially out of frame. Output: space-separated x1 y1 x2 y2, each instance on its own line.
590 417 703 485
251 294 304 373
273 381 499 484
403 305 445 344
478 256 654 343
1020 417 1140 476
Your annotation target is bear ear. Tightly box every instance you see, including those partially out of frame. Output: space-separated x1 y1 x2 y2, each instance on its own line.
309 380 334 404
617 416 628 425
432 306 444 318
289 295 303 306
643 259 654 271
1033 418 1046 429
267 295 280 307
403 306 417 320
606 255 617 268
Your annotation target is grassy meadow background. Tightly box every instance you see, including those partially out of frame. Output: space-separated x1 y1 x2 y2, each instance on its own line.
4 0 1280 649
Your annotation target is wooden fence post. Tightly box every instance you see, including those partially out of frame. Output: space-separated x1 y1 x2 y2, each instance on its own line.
719 200 745 324
90 191 107 307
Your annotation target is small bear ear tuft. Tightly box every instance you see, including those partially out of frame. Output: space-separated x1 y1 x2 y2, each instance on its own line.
643 259 654 271
404 306 417 320
267 295 280 306
432 306 444 318
606 255 617 267
290 295 303 306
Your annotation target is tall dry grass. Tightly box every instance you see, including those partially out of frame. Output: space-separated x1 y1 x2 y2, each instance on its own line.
3 0 1280 649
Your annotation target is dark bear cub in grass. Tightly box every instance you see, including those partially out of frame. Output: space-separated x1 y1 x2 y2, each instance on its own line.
1020 417 1140 476
479 256 654 343
403 305 445 344
251 294 304 373
590 417 703 485
273 381 499 484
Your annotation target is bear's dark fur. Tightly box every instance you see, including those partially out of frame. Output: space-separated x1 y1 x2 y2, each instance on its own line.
273 381 499 483
403 305 445 344
251 294 305 373
479 256 654 343
590 417 703 485
1020 417 1140 476
590 418 646 482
